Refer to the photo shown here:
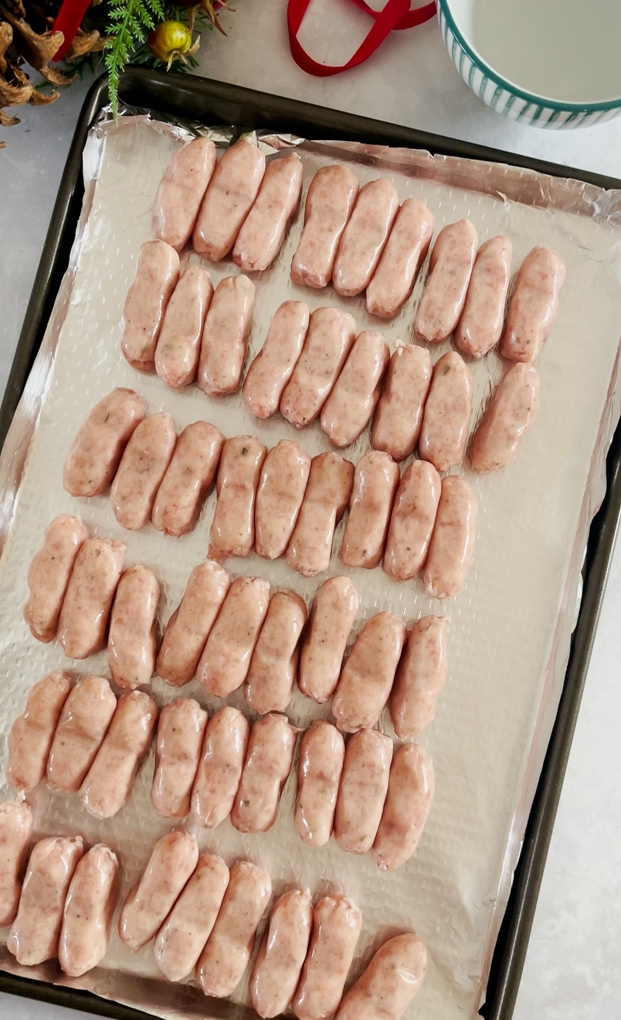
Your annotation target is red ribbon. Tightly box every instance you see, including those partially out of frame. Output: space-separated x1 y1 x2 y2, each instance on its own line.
52 0 94 61
287 0 436 77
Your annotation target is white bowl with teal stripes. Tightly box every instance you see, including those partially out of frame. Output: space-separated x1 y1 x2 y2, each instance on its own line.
437 0 621 128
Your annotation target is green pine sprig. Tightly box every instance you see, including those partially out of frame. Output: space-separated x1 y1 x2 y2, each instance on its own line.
104 0 167 116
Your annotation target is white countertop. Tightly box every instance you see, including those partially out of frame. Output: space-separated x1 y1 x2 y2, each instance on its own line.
1 2 621 1018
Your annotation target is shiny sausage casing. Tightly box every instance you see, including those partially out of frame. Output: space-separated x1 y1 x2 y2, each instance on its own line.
57 537 126 659
291 165 359 289
46 674 117 792
156 561 230 687
414 218 478 343
389 616 450 738
121 240 180 371
383 461 441 582
371 345 432 462
0 799 33 926
455 235 512 357
191 706 250 828
154 264 213 388
58 844 119 978
231 713 297 833
152 136 217 251
320 329 390 448
197 576 270 698
245 590 307 715
250 888 314 1019
63 388 146 498
418 351 473 472
107 565 160 689
372 744 435 871
110 413 177 531
198 274 255 396
24 514 88 642
243 300 310 419
294 721 345 848
285 452 354 577
233 152 304 272
254 440 311 560
280 307 357 428
500 245 566 363
291 894 363 1020
422 475 478 599
151 698 207 819
335 933 428 1020
298 576 359 704
208 434 267 560
339 450 399 569
152 420 223 537
332 612 407 733
332 178 399 297
366 197 435 318
6 671 72 791
193 137 266 262
469 363 540 472
334 729 392 855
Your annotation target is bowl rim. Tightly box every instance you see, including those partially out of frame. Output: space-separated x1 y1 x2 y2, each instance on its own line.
437 0 621 112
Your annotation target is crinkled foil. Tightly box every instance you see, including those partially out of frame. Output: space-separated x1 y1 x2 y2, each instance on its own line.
1 113 621 1020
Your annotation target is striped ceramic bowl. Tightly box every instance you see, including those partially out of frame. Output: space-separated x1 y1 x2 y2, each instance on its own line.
437 0 621 128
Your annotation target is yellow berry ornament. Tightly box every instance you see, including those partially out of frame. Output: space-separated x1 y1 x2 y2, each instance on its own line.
147 20 200 68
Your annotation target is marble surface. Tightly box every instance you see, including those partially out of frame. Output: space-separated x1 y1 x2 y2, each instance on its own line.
1 1 621 1017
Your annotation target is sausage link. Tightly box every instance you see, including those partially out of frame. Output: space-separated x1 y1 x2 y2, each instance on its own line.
6 670 72 791
371 345 432 462
335 933 427 1020
500 246 566 362
245 590 307 714
197 576 270 697
372 744 434 871
156 561 230 687
250 888 314 1018
58 844 119 978
152 420 224 537
231 713 298 833
110 413 177 531
0 799 33 926
46 675 117 792
389 616 450 738
24 514 88 642
294 721 345 848
154 264 213 388
193 137 266 261
121 240 180 371
339 451 399 569
233 153 304 272
291 165 359 288
291 894 363 1020
79 690 157 819
154 852 229 982
191 706 250 828
332 178 400 297
469 363 540 472
298 577 359 704
208 434 267 560
243 301 310 419
198 274 255 396
152 136 217 251
63 388 147 497
383 461 441 582
255 440 311 560
455 235 512 357
7 836 83 966
366 198 435 318
118 830 198 951
422 475 478 599
418 351 473 472
285 452 355 577
57 538 126 659
414 219 478 343
108 565 160 689
196 860 272 997
332 613 407 733
334 729 392 855
151 698 208 819
280 307 357 427
320 330 390 448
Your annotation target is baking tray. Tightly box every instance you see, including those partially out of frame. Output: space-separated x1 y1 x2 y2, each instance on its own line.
2 66 621 1020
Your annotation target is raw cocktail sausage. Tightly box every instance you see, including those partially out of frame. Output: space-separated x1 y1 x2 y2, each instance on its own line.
151 420 223 537
110 413 177 530
366 197 434 318
291 894 362 1020
250 888 314 1019
418 351 473 472
372 744 435 871
152 136 217 251
63 388 146 497
243 301 310 419
414 219 478 343
291 165 359 288
334 729 392 855
191 706 250 828
193 137 266 262
0 799 33 926
339 450 399 569
46 674 117 792
320 329 390 448
107 565 160 689
332 178 399 297
383 461 441 582
231 713 297 833
332 612 407 733
335 933 427 1020
469 363 540 472
156 561 230 687
294 721 345 848
197 274 255 396
254 440 311 560
196 576 270 697
151 698 208 819
24 514 88 642
422 475 478 599
455 235 512 357
285 452 354 577
298 577 359 704
58 844 119 978
121 240 180 371
57 537 126 659
233 152 304 272
390 616 451 738
208 434 266 560
371 345 432 462
6 671 72 791
500 245 566 362
154 264 213 388
280 307 357 428
245 590 307 714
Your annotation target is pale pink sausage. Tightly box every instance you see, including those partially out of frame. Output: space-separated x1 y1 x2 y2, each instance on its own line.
280 307 357 427
455 235 512 357
414 219 478 343
197 576 270 697
63 388 147 497
156 561 230 687
208 434 267 560
152 136 217 251
285 452 354 577
231 713 297 833
500 246 566 362
6 671 72 791
197 861 272 996
110 413 177 531
294 721 345 848
339 451 399 569
332 178 400 297
151 698 208 819
118 830 198 951
298 577 359 704
233 152 304 272
108 565 160 689
193 137 266 261
389 616 450 738
335 933 427 1020
58 844 119 978
422 475 478 599
0 800 33 926
320 330 390 448
154 264 213 388
7 836 83 966
291 895 363 1020
470 363 540 472
24 514 89 642
197 273 255 396
332 613 407 733
57 538 126 659
245 590 307 714
250 888 314 1019
191 706 250 828
46 675 117 792
152 420 224 537
291 165 360 288
373 744 434 871
121 240 180 371
334 729 392 855
371 346 432 462
79 690 157 819
243 300 310 419
255 440 311 560
153 852 229 982
366 198 435 318
383 461 441 582
418 351 473 472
